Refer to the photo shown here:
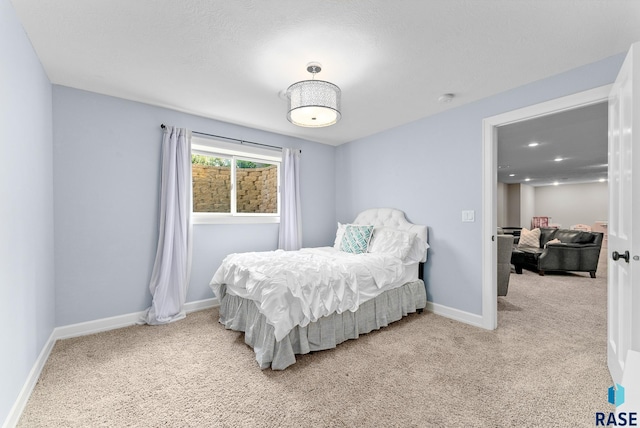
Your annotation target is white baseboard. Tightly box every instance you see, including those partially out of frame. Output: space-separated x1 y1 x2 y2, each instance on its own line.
54 310 144 340
55 298 219 340
425 301 484 328
184 297 219 313
2 298 219 428
2 330 56 428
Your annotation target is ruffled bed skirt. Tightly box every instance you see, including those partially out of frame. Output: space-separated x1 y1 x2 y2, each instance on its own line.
216 280 427 370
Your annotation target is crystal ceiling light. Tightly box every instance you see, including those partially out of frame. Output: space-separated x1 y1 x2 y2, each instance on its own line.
286 63 341 128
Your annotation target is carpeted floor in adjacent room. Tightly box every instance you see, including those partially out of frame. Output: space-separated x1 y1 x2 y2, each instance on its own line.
18 253 611 427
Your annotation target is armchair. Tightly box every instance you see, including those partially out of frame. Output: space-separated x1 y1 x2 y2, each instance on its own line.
497 234 514 296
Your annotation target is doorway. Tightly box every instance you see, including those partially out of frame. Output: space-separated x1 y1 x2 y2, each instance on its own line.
480 85 612 330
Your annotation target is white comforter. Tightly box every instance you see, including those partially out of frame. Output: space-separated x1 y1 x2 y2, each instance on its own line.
209 247 407 341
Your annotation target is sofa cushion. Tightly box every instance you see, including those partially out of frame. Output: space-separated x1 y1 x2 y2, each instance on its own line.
554 229 593 244
539 228 558 247
518 227 541 248
517 246 544 255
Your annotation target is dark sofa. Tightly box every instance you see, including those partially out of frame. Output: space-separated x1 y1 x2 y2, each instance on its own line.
511 228 604 278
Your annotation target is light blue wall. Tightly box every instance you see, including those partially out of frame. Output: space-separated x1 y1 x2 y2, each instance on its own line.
0 3 627 421
0 0 55 424
336 53 625 315
52 86 336 326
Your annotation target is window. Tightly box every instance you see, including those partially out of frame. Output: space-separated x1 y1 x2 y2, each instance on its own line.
191 136 281 224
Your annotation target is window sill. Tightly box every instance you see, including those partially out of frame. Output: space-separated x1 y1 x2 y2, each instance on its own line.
192 214 280 225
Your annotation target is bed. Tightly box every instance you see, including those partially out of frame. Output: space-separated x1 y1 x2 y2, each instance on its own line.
209 208 429 370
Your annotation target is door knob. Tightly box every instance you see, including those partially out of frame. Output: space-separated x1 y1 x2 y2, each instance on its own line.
612 250 630 263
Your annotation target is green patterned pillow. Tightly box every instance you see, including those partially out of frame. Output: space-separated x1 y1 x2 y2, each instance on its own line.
340 225 374 254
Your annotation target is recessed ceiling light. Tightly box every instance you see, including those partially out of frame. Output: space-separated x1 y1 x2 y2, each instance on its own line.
554 157 563 162
528 142 539 147
509 174 515 177
438 93 455 103
498 165 510 169
525 178 531 182
599 178 606 182
553 181 559 186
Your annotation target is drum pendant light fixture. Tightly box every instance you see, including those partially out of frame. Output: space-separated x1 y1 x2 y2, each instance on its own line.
286 62 341 127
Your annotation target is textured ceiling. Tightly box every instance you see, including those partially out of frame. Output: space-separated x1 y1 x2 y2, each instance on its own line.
10 0 640 147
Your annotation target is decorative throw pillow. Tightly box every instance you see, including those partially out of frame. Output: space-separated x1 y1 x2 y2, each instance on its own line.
340 225 374 254
544 238 561 248
518 227 541 248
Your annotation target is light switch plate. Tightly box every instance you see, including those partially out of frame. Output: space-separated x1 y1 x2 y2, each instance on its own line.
462 210 475 222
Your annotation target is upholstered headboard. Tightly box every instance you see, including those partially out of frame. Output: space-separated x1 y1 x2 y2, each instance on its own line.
353 208 428 262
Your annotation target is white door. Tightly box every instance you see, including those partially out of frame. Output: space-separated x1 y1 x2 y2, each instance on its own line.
608 42 640 406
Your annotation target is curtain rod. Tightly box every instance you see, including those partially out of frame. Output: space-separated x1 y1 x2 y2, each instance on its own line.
160 124 299 153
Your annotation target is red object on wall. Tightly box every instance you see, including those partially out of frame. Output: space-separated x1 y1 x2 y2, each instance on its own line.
531 217 549 228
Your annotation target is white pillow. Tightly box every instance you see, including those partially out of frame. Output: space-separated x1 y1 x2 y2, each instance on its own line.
544 238 561 248
333 222 346 249
518 227 541 248
368 228 417 260
405 236 429 263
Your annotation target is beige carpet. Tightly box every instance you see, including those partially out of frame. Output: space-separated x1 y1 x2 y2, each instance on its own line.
18 256 612 427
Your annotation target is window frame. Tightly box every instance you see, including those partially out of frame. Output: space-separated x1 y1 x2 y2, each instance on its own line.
191 137 281 225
